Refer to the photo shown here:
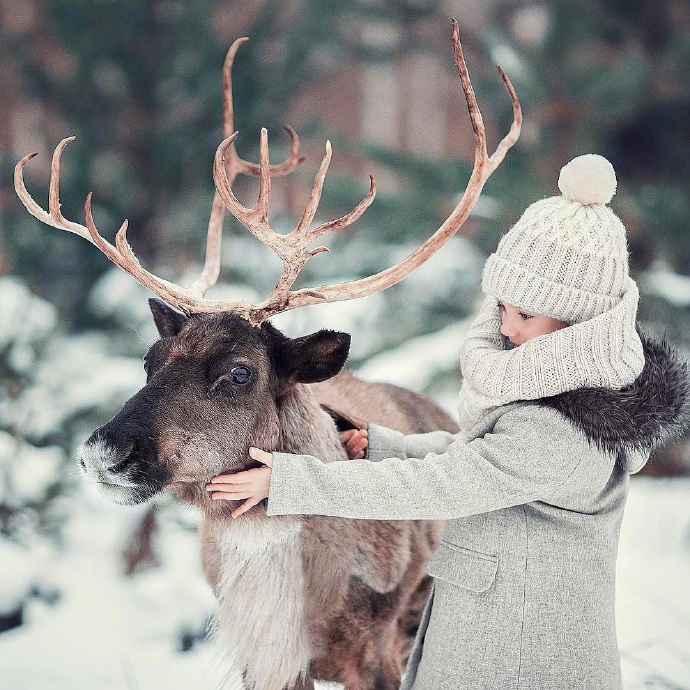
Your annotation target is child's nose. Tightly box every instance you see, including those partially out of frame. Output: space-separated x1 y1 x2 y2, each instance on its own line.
500 317 518 337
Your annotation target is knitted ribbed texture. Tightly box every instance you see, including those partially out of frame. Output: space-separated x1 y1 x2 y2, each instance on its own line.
457 278 645 430
481 154 629 323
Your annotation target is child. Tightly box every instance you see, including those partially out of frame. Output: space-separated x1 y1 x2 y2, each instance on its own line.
206 154 690 690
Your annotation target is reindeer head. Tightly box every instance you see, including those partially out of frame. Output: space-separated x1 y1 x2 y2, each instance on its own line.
77 299 349 506
15 21 521 509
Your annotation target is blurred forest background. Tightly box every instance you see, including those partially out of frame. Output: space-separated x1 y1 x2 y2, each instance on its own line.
0 0 689 660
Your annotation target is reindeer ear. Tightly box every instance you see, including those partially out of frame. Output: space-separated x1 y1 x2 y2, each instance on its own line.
149 298 187 337
274 330 350 384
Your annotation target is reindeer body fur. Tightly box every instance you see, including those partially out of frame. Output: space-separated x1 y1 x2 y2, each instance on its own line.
200 382 445 690
79 306 455 690
207 518 309 690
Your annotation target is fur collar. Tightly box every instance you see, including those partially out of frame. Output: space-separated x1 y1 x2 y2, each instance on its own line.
538 331 690 457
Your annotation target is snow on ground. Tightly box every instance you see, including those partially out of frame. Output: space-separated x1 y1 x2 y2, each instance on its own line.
1 477 689 690
617 478 690 689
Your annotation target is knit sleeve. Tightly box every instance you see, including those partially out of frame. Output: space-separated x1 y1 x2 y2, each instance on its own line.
266 405 591 521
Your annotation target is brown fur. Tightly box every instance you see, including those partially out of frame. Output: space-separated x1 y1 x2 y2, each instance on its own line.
79 304 457 690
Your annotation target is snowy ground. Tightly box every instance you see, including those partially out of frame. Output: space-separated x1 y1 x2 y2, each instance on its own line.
1 477 689 690
616 478 690 689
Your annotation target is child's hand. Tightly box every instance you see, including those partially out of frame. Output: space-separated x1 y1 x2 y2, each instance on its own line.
206 447 273 518
340 428 368 459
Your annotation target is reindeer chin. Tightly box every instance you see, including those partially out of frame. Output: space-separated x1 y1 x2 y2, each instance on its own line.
95 480 161 506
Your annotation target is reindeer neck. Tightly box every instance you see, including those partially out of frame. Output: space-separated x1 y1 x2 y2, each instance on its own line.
276 383 347 463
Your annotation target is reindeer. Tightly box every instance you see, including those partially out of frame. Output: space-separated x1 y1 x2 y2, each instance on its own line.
15 20 521 690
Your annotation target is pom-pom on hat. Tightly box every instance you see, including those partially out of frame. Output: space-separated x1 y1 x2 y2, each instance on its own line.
482 154 629 323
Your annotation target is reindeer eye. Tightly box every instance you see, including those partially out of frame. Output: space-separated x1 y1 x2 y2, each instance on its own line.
208 364 253 395
230 366 252 385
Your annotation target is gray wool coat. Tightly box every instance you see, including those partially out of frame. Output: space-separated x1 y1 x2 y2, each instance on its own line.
267 334 690 690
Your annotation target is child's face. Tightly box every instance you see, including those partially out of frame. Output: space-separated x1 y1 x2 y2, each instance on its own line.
498 301 568 346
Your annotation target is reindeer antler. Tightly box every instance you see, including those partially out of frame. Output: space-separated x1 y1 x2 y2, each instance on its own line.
191 38 305 298
14 37 304 320
212 130 376 322
212 19 521 323
15 20 521 326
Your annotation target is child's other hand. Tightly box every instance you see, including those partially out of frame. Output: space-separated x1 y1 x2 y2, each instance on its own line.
206 447 273 518
340 428 368 459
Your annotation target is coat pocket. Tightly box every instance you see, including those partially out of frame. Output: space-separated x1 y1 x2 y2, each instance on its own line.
426 541 498 593
416 542 505 682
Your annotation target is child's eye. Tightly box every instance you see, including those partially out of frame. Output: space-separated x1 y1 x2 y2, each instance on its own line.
519 312 532 320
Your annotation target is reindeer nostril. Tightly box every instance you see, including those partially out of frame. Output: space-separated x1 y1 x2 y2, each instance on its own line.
110 457 130 474
108 442 136 474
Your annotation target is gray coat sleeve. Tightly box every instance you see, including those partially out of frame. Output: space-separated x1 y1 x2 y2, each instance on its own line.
267 405 593 521
366 423 457 462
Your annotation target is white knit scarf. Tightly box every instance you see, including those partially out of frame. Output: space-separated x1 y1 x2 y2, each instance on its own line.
457 278 646 430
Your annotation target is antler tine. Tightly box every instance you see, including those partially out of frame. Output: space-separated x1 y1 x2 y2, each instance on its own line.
489 66 522 168
223 37 247 139
292 140 333 238
308 173 377 241
189 193 225 296
284 138 376 265
213 130 273 241
222 38 305 176
80 193 165 296
15 137 95 242
290 141 376 244
453 26 521 177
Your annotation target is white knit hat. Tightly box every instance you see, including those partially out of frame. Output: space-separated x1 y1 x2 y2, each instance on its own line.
481 154 629 323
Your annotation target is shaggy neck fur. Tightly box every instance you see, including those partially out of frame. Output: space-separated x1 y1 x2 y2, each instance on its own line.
276 383 349 461
211 517 308 690
207 383 346 690
538 331 690 456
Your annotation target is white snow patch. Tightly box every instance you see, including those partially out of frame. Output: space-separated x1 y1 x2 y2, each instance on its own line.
6 442 64 504
0 540 38 615
641 267 690 307
15 335 144 440
357 319 470 389
0 277 56 373
617 478 690 688
0 278 56 347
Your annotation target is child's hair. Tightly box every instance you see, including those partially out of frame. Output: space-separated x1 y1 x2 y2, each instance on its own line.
482 154 628 324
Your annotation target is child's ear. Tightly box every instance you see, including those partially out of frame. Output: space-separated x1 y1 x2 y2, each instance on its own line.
149 298 187 337
273 330 351 384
